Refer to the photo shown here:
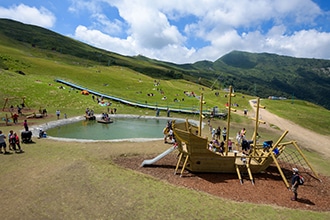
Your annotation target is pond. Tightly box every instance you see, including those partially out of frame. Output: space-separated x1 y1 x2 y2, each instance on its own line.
46 117 175 141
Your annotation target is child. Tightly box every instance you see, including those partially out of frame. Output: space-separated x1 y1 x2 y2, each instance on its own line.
228 139 233 152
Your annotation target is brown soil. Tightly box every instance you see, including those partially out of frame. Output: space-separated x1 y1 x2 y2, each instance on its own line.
115 152 330 212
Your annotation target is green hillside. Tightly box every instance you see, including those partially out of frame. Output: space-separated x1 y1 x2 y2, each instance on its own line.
1 18 330 110
0 18 329 136
214 51 330 109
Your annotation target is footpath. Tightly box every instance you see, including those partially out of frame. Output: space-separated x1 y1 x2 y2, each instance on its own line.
249 100 330 158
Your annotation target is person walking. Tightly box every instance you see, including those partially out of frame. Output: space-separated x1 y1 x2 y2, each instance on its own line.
13 132 23 153
291 168 300 201
8 130 15 151
0 130 8 154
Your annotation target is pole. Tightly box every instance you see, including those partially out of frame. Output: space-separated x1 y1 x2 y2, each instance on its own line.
225 86 233 155
252 98 260 155
198 93 203 136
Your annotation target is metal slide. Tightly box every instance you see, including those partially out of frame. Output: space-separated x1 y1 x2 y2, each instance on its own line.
141 144 178 167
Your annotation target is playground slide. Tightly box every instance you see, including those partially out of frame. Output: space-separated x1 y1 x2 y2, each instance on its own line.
141 144 178 167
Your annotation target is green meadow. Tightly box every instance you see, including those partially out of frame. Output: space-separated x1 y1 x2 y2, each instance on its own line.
1 36 330 219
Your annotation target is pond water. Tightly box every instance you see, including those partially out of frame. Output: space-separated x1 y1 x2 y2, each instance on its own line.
46 117 172 140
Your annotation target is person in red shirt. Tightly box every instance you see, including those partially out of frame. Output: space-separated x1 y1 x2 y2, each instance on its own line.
12 113 19 124
13 132 23 153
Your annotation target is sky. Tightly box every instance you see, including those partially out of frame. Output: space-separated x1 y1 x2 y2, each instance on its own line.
0 0 330 64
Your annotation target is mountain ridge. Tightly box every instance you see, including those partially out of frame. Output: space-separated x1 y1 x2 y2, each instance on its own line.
0 18 329 109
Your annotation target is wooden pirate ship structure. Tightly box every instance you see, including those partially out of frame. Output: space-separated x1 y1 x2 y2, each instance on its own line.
169 86 320 187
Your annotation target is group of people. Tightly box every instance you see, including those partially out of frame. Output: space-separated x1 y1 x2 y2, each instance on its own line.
101 112 111 121
208 139 225 155
208 124 233 153
0 130 24 154
210 126 228 142
85 108 95 117
9 104 24 116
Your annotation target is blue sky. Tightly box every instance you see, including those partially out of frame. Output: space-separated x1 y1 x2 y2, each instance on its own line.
0 0 330 64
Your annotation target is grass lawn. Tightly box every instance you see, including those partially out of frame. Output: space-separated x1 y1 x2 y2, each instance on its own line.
0 39 329 219
1 129 329 219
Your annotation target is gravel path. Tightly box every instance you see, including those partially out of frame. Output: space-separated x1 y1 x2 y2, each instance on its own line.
249 100 330 158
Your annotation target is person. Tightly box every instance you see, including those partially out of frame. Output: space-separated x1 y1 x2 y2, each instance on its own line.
56 110 61 119
263 140 273 152
208 141 214 151
211 128 216 140
241 138 251 154
12 113 19 124
17 105 22 115
240 128 246 139
8 130 16 151
23 120 29 131
167 135 176 144
13 132 23 153
155 108 160 117
228 139 233 152
42 108 48 116
291 168 300 201
163 126 170 143
218 141 224 155
216 126 221 140
209 124 213 134
236 130 242 145
39 129 46 139
243 109 248 116
222 127 227 141
0 130 8 154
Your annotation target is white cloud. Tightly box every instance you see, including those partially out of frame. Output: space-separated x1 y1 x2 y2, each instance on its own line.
91 13 123 36
71 0 330 63
74 25 135 54
1 1 329 64
264 29 330 59
0 4 56 28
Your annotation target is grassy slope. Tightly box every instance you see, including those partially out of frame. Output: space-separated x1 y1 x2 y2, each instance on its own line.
1 35 330 219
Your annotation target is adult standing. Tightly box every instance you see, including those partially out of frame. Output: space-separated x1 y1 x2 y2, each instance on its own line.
0 130 8 154
216 126 221 140
23 120 29 131
56 109 60 119
222 127 227 141
291 168 300 201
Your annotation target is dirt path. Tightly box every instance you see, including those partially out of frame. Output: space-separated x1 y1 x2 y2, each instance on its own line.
249 100 330 158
